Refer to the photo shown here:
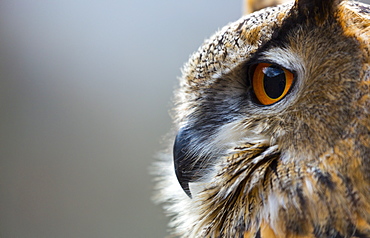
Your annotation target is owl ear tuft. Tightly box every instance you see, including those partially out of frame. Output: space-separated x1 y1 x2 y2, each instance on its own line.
295 0 342 24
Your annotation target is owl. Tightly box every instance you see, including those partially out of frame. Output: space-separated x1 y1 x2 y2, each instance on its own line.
153 0 370 237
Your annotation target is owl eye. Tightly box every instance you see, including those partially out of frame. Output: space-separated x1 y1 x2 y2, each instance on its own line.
251 63 294 105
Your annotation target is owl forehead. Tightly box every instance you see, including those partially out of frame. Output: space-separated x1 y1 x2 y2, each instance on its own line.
182 2 294 86
181 0 369 89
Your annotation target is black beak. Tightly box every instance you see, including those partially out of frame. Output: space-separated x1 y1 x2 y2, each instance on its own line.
173 128 193 198
174 126 211 198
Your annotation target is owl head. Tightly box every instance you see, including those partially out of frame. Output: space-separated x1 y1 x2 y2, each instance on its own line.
155 0 370 237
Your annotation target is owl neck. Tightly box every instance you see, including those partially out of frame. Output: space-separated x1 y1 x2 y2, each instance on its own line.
191 141 370 237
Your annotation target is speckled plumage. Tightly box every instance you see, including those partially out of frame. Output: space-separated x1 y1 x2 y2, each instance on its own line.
154 0 370 237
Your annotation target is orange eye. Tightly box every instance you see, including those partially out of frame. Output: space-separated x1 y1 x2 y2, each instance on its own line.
252 63 294 105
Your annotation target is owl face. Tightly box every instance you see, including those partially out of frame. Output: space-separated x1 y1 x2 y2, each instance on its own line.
155 0 370 237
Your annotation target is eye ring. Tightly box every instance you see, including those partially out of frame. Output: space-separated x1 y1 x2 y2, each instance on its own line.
251 63 294 105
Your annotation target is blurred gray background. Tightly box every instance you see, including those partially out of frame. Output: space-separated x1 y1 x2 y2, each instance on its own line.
0 1 240 237
0 1 369 238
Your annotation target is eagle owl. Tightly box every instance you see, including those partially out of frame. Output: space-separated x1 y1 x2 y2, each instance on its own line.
154 0 370 237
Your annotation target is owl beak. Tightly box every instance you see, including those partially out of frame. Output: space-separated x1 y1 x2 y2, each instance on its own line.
173 129 192 198
173 128 194 198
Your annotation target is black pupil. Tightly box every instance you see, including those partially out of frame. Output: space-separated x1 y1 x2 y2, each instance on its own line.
263 66 286 99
